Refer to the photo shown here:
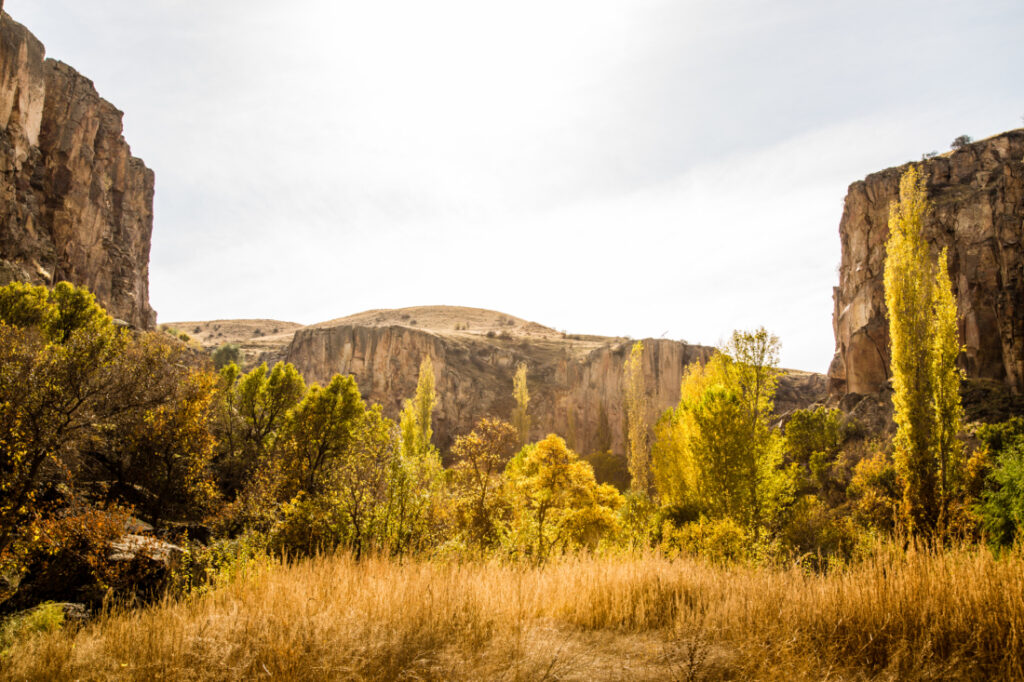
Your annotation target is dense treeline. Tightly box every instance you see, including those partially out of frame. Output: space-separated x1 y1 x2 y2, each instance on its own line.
0 284 626 608
2 169 1024 615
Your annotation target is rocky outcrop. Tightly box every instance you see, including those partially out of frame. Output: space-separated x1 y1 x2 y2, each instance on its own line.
0 12 155 328
281 307 827 455
829 130 1024 400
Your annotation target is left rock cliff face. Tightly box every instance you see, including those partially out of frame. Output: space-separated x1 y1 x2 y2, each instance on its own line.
0 11 155 328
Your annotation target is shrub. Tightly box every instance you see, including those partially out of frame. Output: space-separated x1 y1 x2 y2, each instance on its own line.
661 516 752 564
211 342 242 370
0 602 64 658
848 450 901 531
976 418 1024 546
951 134 972 150
172 531 267 596
583 450 630 491
779 495 864 569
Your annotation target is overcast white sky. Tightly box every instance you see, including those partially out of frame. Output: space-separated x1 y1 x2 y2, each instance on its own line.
6 0 1023 371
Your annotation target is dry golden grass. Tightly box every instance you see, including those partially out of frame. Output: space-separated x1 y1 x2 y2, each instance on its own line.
3 544 1023 681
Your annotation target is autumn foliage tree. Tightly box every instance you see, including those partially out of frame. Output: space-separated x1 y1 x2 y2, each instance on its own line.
0 283 136 582
0 282 222 597
449 418 517 550
92 349 221 527
389 355 443 552
623 341 652 496
503 434 623 561
512 363 531 446
652 329 790 539
884 165 965 536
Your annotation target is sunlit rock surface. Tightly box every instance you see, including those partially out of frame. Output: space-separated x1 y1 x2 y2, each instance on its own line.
0 11 155 328
829 130 1024 400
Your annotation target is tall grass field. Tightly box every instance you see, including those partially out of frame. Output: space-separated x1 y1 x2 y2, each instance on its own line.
3 543 1023 681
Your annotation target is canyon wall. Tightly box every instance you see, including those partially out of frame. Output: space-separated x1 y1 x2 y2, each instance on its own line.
282 313 826 454
829 130 1024 400
0 12 155 328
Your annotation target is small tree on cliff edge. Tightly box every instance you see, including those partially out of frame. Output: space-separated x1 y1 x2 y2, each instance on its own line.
884 164 965 536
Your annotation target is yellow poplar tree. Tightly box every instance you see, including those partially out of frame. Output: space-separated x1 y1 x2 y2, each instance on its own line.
932 247 965 529
884 165 964 535
511 362 531 445
390 355 442 551
623 341 652 495
400 355 437 460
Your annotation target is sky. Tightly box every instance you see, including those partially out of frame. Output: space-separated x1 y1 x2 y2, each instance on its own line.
6 0 1024 372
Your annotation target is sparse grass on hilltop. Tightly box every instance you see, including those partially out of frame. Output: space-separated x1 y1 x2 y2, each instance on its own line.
4 544 1023 681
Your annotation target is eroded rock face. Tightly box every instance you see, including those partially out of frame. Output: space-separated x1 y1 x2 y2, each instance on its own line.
829 130 1024 400
0 12 155 328
284 317 827 455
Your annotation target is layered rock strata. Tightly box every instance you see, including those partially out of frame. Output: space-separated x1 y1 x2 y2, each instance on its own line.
829 130 1024 400
0 12 155 328
275 307 827 454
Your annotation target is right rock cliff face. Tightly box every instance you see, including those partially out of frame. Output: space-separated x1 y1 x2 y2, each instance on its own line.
829 130 1024 400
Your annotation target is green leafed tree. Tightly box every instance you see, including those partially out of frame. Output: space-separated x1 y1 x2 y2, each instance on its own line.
271 390 397 559
652 329 791 539
212 342 242 370
214 361 306 496
784 406 846 499
279 374 365 498
976 419 1024 546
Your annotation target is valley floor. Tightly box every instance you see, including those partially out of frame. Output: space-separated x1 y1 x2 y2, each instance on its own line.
3 546 1022 681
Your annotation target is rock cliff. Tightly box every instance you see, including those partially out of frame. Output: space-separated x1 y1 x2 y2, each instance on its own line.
829 130 1024 401
196 306 829 455
0 12 155 328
